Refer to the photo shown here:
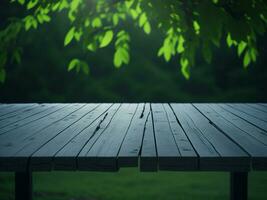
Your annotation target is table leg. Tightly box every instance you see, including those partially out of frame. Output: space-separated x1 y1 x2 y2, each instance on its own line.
15 171 32 200
230 172 248 200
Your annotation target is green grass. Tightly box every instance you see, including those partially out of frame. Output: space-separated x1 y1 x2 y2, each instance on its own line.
0 169 267 200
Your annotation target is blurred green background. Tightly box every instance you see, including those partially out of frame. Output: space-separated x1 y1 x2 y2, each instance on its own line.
1 1 267 200
0 2 267 103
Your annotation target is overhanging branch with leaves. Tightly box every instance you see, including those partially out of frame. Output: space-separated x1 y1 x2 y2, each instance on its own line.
0 0 266 82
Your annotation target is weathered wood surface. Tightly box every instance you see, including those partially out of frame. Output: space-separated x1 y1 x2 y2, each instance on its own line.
0 103 266 172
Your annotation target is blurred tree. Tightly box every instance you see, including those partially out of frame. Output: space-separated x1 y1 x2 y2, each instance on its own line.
0 0 267 82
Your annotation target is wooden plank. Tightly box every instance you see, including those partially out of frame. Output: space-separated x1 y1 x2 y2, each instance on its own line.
78 104 138 171
0 104 84 171
227 104 267 122
0 104 37 121
118 103 150 167
208 104 267 145
195 103 267 170
246 104 267 113
220 104 267 132
171 103 218 166
31 104 111 170
151 104 188 171
0 104 52 128
0 104 35 117
0 104 14 111
163 104 198 170
17 104 99 171
140 111 157 171
171 104 249 171
55 104 121 170
0 104 75 142
0 104 68 135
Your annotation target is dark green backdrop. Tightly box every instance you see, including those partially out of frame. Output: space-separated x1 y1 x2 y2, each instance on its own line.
1 2 267 103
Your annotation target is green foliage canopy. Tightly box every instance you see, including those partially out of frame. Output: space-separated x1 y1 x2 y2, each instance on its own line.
0 0 267 82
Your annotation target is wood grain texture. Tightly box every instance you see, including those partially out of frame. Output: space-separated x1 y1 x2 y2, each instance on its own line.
78 104 138 171
194 103 266 170
172 104 249 171
0 103 266 172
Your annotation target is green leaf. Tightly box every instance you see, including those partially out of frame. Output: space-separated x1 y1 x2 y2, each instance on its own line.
68 58 80 71
125 0 134 9
64 27 75 46
177 36 185 53
113 14 119 26
130 9 138 19
0 68 6 83
143 22 151 34
180 58 190 79
114 48 129 68
42 14 51 22
87 42 97 52
243 51 251 68
24 16 37 31
84 19 90 27
164 47 172 62
92 18 102 28
100 30 113 48
27 0 38 10
250 48 257 62
18 0 25 5
238 41 247 57
37 14 44 23
59 0 69 11
114 50 122 68
52 2 60 11
226 33 233 47
139 13 147 27
193 21 200 35
80 62 89 75
157 47 164 57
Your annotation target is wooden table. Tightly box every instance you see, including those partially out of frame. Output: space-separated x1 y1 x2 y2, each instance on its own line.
0 103 267 200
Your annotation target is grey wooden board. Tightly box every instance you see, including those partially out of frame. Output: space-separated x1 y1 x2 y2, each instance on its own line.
0 104 76 144
220 104 267 132
0 103 267 172
0 104 35 117
140 112 157 171
0 104 14 112
54 104 121 170
151 103 195 170
118 103 149 167
171 104 249 171
260 103 267 107
18 104 97 171
246 104 267 113
195 103 267 170
227 104 267 122
30 104 112 170
78 104 138 171
208 104 267 145
0 104 37 121
0 104 51 128
163 104 198 170
0 104 68 135
0 104 84 171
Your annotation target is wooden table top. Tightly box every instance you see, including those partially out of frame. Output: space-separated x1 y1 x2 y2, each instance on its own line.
0 103 266 172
